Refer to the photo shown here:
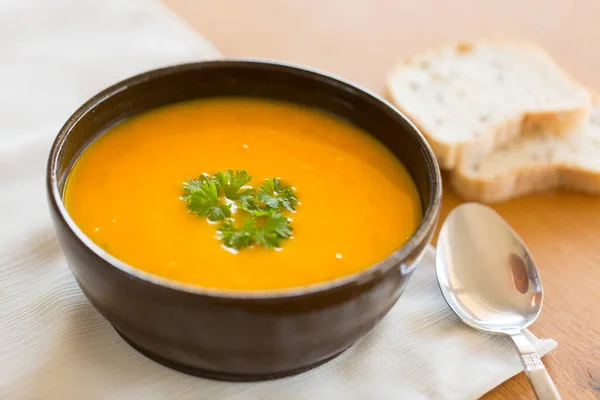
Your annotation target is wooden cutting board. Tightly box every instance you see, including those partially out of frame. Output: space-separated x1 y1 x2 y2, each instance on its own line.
164 1 600 397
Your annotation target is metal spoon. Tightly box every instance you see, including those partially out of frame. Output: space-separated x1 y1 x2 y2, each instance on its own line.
436 202 561 400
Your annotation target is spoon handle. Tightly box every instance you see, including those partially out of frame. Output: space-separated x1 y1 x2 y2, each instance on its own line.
509 332 562 400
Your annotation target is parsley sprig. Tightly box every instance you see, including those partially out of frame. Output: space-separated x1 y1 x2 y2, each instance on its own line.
258 178 298 211
182 175 231 222
219 209 292 250
182 170 298 251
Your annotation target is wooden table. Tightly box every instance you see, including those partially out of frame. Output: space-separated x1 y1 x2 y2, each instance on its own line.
165 1 600 397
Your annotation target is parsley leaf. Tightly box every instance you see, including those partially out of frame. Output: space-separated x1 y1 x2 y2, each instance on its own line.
219 219 257 251
237 196 260 213
183 175 213 193
257 178 298 211
214 170 255 202
183 175 231 222
207 204 232 221
255 210 293 249
218 210 293 251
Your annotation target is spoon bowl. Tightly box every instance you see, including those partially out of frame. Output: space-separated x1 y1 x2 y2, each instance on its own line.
436 202 561 400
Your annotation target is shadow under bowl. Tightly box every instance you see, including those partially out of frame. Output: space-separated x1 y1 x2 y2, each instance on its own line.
46 59 442 381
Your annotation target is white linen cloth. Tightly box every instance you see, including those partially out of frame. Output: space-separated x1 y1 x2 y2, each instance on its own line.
0 0 556 398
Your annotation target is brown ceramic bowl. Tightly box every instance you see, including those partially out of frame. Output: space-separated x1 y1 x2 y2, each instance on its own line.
46 59 441 381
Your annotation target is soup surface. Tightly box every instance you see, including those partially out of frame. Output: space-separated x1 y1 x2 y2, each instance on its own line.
65 97 421 290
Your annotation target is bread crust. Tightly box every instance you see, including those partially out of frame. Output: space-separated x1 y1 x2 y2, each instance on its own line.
449 163 600 203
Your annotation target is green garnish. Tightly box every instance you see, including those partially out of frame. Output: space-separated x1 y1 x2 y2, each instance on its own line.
217 210 292 251
183 175 231 222
182 170 298 251
219 219 257 251
214 169 255 202
253 210 293 248
257 178 298 211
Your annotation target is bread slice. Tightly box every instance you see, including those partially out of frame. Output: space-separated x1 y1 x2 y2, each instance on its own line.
451 99 600 203
387 40 591 170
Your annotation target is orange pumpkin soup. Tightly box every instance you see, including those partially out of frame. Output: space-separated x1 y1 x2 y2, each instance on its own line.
64 97 421 290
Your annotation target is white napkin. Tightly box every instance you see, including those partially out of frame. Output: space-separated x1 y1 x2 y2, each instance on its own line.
0 1 556 399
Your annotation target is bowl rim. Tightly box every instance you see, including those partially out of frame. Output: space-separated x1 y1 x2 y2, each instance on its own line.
47 57 442 299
